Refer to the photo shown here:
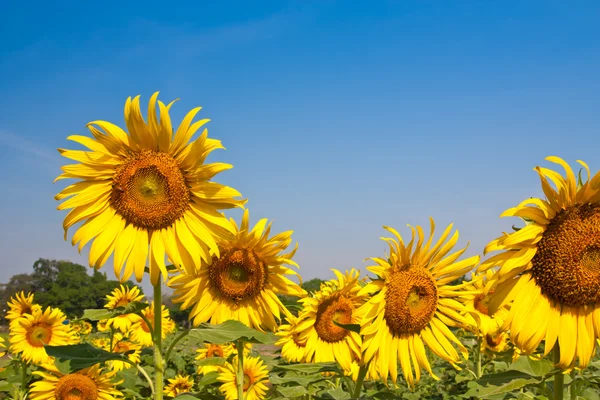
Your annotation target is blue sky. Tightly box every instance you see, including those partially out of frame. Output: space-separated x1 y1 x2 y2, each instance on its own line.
1 0 599 294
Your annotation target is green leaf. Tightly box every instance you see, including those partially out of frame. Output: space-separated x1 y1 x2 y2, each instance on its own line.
319 386 351 399
508 356 553 377
195 357 227 367
276 385 309 397
197 371 220 389
45 343 128 371
80 301 148 321
188 320 277 344
272 362 341 374
80 309 113 321
116 368 141 391
332 321 361 334
270 373 329 386
175 394 221 400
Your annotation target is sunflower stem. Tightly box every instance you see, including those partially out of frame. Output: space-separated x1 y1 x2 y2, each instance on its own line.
352 364 369 398
475 336 482 379
570 369 577 399
153 279 164 400
109 326 115 352
553 343 564 400
164 330 189 363
124 359 155 396
20 360 27 398
236 339 245 400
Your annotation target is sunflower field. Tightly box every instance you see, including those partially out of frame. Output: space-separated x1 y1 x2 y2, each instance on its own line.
1 92 600 400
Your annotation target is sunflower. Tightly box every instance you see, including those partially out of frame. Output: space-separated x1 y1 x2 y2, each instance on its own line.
275 314 307 363
55 92 246 284
358 220 479 387
164 374 194 397
96 320 110 332
294 269 366 372
6 291 41 324
217 356 269 400
10 307 73 365
0 337 5 373
29 364 123 400
102 333 142 372
196 343 234 374
104 285 144 332
129 301 171 347
479 156 600 369
169 209 304 332
163 317 176 335
481 330 510 353
459 270 510 337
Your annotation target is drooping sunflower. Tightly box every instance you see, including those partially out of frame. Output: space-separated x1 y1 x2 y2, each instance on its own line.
358 220 480 387
217 356 269 400
195 343 234 374
164 374 195 397
294 269 366 372
10 307 73 365
129 301 171 347
169 209 304 332
274 314 308 363
55 92 246 284
29 364 123 400
6 291 41 324
479 156 600 369
104 284 144 332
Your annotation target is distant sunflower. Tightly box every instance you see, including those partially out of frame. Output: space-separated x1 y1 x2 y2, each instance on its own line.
294 269 366 372
55 92 246 284
130 301 171 347
163 317 176 335
0 337 5 373
10 307 73 365
164 374 194 397
481 331 510 354
218 356 269 400
358 220 479 387
29 364 123 400
275 314 307 363
6 291 41 324
104 285 144 332
107 333 142 372
479 156 600 369
96 320 110 332
169 209 304 332
196 343 234 374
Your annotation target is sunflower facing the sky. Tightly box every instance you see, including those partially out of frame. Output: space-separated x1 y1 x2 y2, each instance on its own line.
294 269 366 372
217 356 270 400
479 156 600 369
54 92 246 284
275 314 308 363
169 209 304 332
6 291 41 324
164 374 195 397
29 364 123 400
129 301 172 347
104 284 144 332
10 307 73 365
358 220 480 387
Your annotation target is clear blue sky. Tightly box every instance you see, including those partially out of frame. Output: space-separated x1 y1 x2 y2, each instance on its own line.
1 0 599 294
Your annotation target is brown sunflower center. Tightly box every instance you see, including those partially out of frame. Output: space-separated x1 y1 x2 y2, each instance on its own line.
21 306 32 315
209 248 267 303
113 342 130 353
27 323 53 347
206 345 224 358
110 149 189 230
473 292 492 316
55 374 98 400
115 299 130 308
485 332 504 348
292 331 307 348
384 266 438 336
531 204 600 307
314 293 354 343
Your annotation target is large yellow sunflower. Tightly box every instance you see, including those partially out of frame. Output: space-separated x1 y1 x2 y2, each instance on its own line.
10 307 73 365
169 209 304 332
29 364 123 400
217 356 269 400
479 156 600 369
129 301 171 347
104 284 144 332
6 291 41 324
358 220 479 387
55 92 246 284
164 374 194 397
294 269 366 372
274 314 307 363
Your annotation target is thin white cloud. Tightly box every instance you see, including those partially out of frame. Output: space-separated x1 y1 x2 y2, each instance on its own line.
0 129 61 165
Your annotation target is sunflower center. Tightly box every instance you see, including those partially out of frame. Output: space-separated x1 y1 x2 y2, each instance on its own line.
115 299 130 308
243 372 253 391
206 345 224 358
27 323 53 347
531 204 600 307
292 331 307 347
55 374 98 400
314 294 354 343
209 248 267 303
110 149 189 230
485 332 504 348
21 306 32 315
384 266 438 336
113 342 130 353
473 293 491 315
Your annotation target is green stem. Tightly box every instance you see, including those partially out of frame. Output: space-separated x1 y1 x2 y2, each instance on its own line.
21 360 27 399
476 336 482 379
553 343 564 400
236 340 245 400
164 330 189 364
352 364 369 398
123 359 155 397
154 279 164 400
570 370 576 399
109 327 115 351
